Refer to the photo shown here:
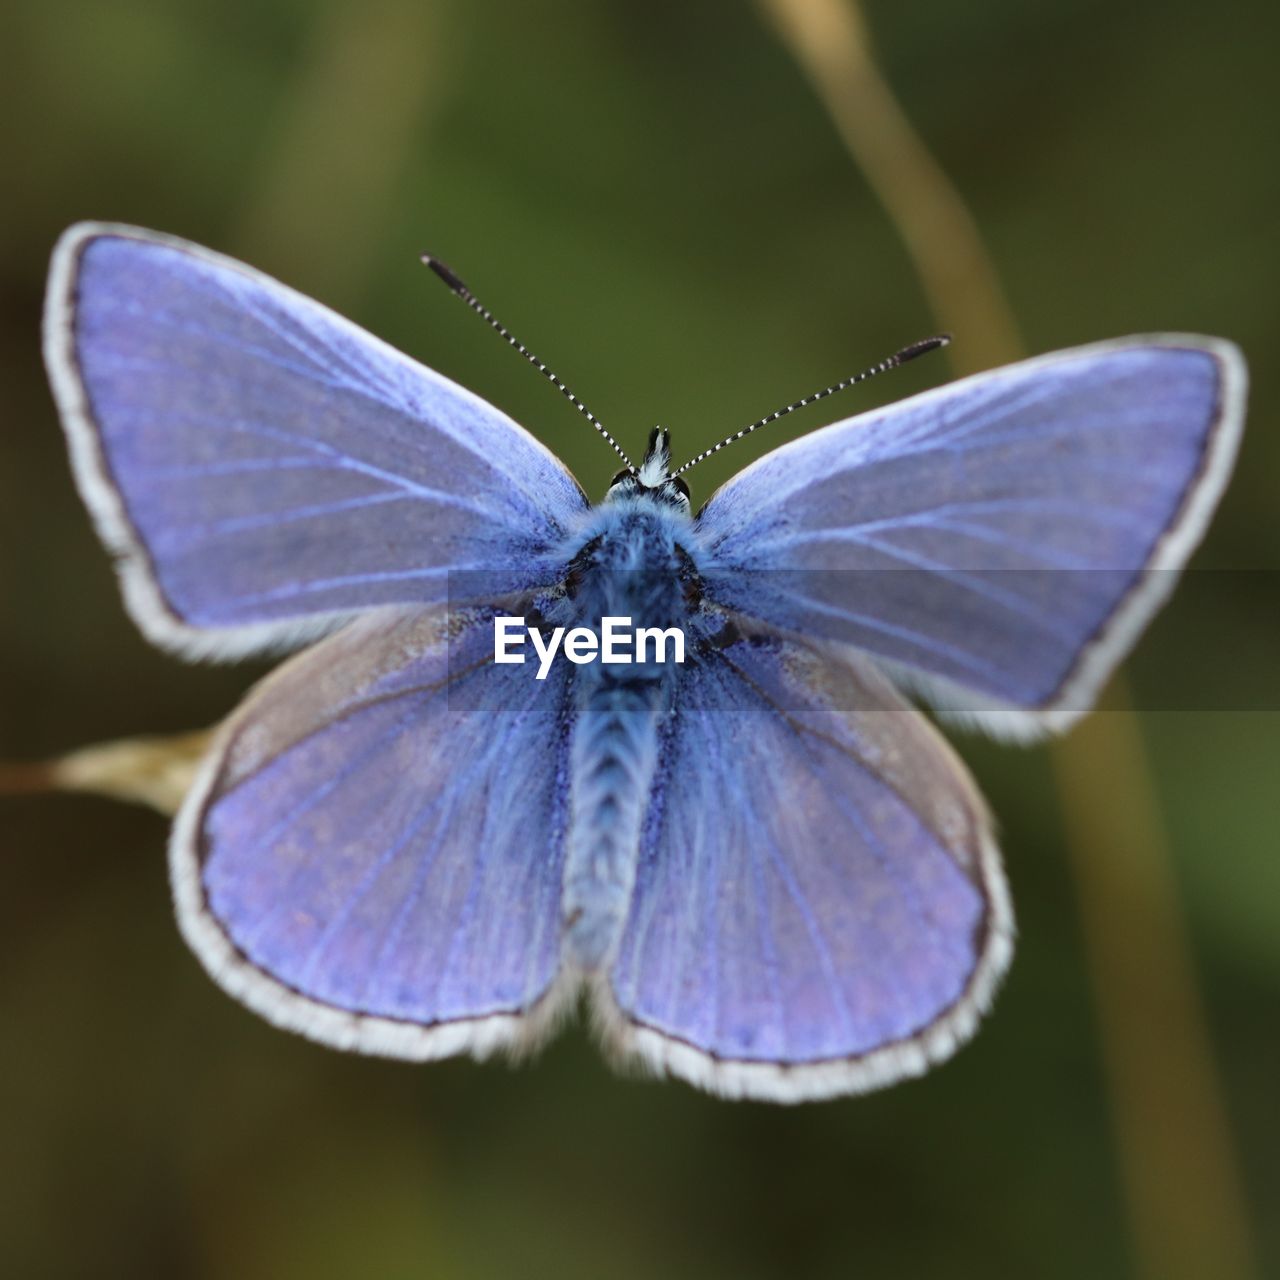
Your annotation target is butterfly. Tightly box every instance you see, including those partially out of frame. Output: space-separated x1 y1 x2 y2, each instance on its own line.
42 223 1246 1102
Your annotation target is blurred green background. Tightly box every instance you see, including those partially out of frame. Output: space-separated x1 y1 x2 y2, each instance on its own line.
2 1 1277 1277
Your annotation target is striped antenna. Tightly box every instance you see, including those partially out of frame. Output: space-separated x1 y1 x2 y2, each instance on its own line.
671 334 951 477
422 256 634 473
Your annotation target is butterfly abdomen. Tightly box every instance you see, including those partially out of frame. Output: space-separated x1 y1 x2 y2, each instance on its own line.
562 682 665 969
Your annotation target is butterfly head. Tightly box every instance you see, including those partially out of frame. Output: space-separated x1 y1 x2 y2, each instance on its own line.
605 428 691 512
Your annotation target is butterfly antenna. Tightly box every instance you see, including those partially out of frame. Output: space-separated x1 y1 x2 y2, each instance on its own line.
670 334 951 477
422 255 635 473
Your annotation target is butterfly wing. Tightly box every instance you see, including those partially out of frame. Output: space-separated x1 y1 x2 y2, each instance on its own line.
597 627 1011 1101
171 605 576 1058
695 338 1245 736
44 223 588 659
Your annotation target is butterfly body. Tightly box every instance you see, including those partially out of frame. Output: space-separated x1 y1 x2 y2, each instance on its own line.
42 223 1246 1101
558 493 691 969
537 434 739 970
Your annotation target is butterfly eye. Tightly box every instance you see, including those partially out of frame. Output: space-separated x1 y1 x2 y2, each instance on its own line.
671 476 690 499
609 468 632 487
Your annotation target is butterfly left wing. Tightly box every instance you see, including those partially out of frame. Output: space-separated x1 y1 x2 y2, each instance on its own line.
44 224 588 660
695 338 1245 736
597 626 1011 1102
171 605 577 1059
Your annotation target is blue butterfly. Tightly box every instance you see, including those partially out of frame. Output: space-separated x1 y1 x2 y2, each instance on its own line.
43 223 1246 1101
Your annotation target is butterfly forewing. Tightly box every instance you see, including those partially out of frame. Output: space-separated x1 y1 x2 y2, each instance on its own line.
44 224 588 659
695 339 1245 736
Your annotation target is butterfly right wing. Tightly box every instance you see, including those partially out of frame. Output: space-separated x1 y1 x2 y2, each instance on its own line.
695 338 1245 737
598 625 1011 1102
171 605 576 1059
44 224 589 660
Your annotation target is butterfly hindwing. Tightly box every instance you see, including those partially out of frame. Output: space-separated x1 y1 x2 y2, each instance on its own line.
171 606 576 1059
695 338 1245 735
44 224 588 659
596 624 1012 1102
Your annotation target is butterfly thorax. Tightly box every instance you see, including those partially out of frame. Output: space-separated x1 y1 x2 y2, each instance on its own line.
567 500 696 659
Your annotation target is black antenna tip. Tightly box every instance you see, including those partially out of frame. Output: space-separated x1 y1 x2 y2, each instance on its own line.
421 254 472 298
895 334 952 364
